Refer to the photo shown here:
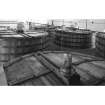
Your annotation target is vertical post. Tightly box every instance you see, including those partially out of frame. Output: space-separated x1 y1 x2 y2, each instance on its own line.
52 20 54 26
41 36 43 51
86 19 87 29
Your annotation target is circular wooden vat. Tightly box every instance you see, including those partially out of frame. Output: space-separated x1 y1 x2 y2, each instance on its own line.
0 31 48 62
0 33 29 63
0 31 49 64
95 32 105 58
54 29 92 49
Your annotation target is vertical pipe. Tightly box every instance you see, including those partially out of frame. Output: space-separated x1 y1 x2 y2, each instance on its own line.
60 53 72 78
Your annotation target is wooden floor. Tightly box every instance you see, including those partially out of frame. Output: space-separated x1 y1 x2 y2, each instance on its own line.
0 41 102 86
